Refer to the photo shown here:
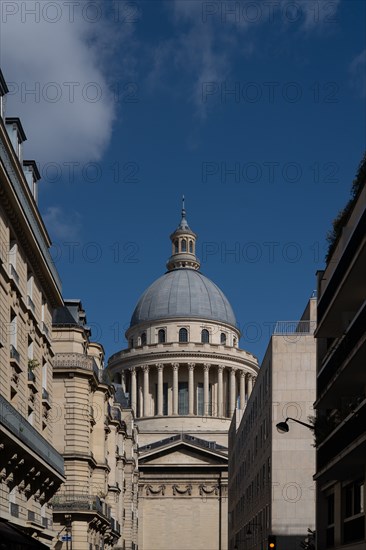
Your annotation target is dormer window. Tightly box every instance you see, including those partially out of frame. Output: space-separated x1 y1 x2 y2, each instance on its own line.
201 329 209 344
129 338 134 348
179 328 188 343
181 239 187 252
220 333 227 345
189 240 193 253
174 240 179 253
23 161 41 204
5 118 27 161
141 332 147 346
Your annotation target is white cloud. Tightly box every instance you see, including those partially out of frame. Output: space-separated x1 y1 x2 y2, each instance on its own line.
42 206 82 241
0 0 135 164
147 0 342 117
349 49 366 97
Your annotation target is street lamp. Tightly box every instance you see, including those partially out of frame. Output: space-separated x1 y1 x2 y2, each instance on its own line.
276 417 314 434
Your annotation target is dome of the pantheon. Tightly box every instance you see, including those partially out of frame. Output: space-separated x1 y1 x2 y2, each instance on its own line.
130 268 237 328
129 201 237 330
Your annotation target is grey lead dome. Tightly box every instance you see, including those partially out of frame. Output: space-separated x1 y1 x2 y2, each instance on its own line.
130 269 237 328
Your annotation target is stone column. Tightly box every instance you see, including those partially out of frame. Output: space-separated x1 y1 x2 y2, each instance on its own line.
156 363 164 416
217 366 223 417
172 363 179 415
240 371 246 410
143 366 150 417
188 363 195 415
203 363 211 416
247 374 253 399
138 378 143 418
131 367 137 412
229 368 237 416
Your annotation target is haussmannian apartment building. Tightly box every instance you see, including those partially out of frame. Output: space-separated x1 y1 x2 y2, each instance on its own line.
0 69 65 547
228 297 317 550
314 161 366 550
51 300 139 550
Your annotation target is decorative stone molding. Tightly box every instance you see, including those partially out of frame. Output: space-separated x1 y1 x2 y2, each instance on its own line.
145 484 166 496
188 363 195 371
171 363 179 371
199 484 219 496
172 484 192 496
156 363 164 371
142 365 150 373
203 363 211 371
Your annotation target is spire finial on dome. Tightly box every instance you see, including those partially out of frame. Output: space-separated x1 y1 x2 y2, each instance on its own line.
167 199 200 271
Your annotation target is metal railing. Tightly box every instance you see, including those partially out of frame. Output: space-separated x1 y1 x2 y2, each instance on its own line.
0 394 64 475
52 494 106 516
273 320 316 335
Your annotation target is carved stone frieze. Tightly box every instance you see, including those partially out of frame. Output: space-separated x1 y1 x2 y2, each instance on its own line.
145 484 166 496
172 484 192 496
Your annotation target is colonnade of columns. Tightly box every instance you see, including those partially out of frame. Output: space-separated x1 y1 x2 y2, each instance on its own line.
128 363 256 418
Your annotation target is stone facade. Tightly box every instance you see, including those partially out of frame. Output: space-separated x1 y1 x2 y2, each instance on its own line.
228 297 317 550
52 300 139 550
0 69 65 547
314 173 366 549
108 206 259 550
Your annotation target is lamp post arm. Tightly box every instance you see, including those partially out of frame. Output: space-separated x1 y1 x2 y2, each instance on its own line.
286 417 314 430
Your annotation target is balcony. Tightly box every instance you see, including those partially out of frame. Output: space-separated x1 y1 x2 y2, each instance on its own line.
316 395 366 479
27 295 35 315
10 344 21 370
9 263 20 286
41 322 50 340
27 510 44 528
28 370 37 393
0 394 64 476
42 388 51 409
317 300 366 401
52 494 108 518
110 517 121 535
53 353 99 379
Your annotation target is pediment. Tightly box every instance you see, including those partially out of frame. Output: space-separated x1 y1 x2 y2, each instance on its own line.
139 441 228 467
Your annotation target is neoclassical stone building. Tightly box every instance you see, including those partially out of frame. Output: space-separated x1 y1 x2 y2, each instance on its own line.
108 206 259 550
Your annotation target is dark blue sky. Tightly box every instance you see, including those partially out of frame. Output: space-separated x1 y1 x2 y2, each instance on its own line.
3 0 365 362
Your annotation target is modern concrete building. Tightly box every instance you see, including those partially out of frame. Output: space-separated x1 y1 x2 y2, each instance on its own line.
314 164 366 550
0 69 65 547
108 206 259 550
51 300 139 550
228 297 317 550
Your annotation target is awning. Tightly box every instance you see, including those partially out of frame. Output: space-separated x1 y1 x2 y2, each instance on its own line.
0 520 50 549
